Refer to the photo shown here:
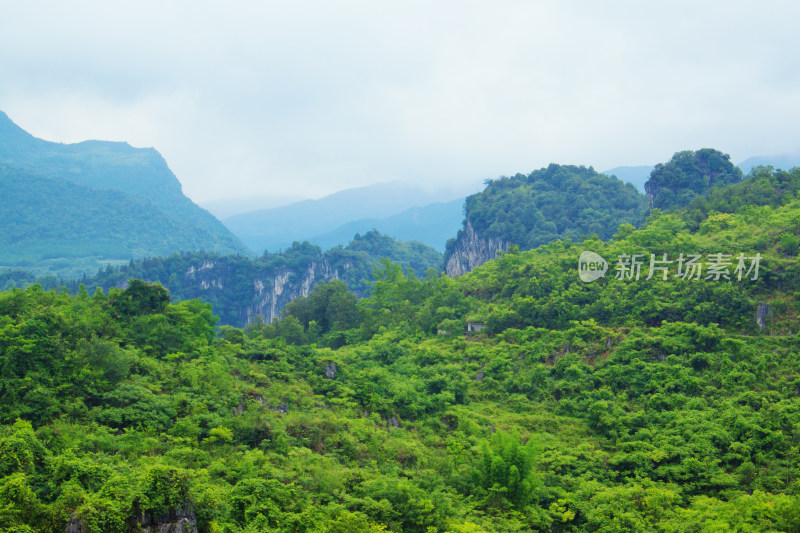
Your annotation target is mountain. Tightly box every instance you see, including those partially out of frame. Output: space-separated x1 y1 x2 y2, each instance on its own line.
443 164 648 275
0 111 249 277
645 149 742 210
602 165 654 192
738 151 800 174
56 230 442 326
2 165 799 531
200 194 305 219
306 198 464 252
0 165 245 276
222 181 470 254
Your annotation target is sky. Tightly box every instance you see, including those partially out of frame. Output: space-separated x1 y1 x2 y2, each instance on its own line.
2 1 800 204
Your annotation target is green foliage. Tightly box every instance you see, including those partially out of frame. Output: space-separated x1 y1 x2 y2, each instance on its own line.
475 431 540 509
0 164 248 279
0 163 799 531
274 280 362 347
448 164 648 257
645 148 743 210
0 112 248 278
109 279 171 316
681 165 800 231
283 280 361 334
348 229 443 274
6 231 443 327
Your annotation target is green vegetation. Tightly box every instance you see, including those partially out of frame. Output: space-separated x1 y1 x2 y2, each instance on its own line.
347 230 443 274
19 230 441 327
445 164 648 263
681 165 800 231
0 112 248 278
444 151 756 277
1 167 799 531
645 149 743 210
0 165 247 279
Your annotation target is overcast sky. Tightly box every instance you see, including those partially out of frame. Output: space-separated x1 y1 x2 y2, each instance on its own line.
2 1 799 204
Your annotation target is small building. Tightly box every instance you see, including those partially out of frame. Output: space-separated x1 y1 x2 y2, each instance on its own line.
467 321 486 334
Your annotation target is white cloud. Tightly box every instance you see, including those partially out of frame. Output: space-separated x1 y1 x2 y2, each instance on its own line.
2 1 799 202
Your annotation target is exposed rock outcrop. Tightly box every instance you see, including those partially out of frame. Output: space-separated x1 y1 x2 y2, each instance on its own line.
68 230 444 327
65 504 198 533
444 221 509 276
324 362 337 379
185 256 355 325
756 303 772 332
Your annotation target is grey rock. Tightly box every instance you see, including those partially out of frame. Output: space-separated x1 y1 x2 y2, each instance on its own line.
66 504 198 533
186 256 355 326
444 220 509 276
324 362 337 379
385 416 402 428
756 303 772 331
65 515 90 533
270 403 289 415
467 321 486 334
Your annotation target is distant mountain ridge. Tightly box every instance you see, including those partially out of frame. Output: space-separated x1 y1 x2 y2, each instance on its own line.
306 198 464 252
602 165 654 193
738 152 800 174
0 111 249 277
223 181 470 253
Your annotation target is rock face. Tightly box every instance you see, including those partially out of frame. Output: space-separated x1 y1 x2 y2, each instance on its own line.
65 504 198 533
444 221 509 277
64 516 89 533
324 362 337 379
184 256 355 325
72 231 444 327
756 303 772 331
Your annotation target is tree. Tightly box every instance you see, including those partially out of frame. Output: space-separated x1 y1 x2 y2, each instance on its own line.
109 279 170 316
645 149 743 210
475 431 540 509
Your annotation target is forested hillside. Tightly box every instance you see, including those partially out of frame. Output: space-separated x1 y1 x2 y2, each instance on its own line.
645 149 743 210
1 167 798 531
444 150 754 277
49 230 441 327
444 164 648 275
0 111 248 277
0 165 247 278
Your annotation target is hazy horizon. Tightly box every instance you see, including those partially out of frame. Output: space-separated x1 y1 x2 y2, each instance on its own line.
3 1 800 203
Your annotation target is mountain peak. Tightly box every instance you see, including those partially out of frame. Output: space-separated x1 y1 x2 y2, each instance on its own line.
0 111 250 275
0 110 40 147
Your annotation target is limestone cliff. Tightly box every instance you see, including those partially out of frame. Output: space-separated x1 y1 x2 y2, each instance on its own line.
71 231 442 327
443 220 509 277
442 164 650 276
184 255 357 325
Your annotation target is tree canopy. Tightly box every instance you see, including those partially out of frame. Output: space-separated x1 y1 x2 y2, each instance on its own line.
0 166 799 531
645 148 743 210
